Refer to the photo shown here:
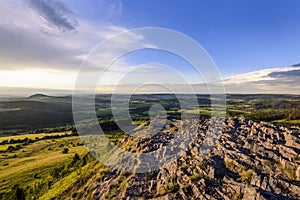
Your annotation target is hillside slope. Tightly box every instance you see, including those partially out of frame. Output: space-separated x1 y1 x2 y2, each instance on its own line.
62 117 300 200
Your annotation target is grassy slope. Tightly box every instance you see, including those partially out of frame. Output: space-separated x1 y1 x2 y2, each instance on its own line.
0 132 113 200
0 132 71 143
272 119 300 127
0 136 87 195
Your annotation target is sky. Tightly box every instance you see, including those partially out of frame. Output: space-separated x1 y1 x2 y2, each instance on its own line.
0 0 300 94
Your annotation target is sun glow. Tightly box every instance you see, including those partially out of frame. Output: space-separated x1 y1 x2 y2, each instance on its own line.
0 69 77 90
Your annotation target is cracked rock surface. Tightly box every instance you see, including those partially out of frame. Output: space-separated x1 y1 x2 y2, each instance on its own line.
90 117 300 200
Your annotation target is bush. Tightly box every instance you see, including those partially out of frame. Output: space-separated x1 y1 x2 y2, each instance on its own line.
1 139 8 144
71 153 80 166
62 148 69 154
225 160 234 169
50 166 64 178
190 174 201 181
11 184 25 200
7 145 15 152
239 169 254 182
33 173 39 179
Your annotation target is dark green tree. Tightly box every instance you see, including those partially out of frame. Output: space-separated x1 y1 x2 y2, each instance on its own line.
12 184 25 200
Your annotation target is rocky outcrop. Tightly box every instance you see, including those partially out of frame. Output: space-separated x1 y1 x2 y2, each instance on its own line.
89 117 300 200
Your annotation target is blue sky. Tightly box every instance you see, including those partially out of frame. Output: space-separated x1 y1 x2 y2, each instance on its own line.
65 0 300 76
0 0 299 94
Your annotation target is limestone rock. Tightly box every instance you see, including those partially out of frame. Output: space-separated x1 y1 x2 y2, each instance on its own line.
88 117 300 200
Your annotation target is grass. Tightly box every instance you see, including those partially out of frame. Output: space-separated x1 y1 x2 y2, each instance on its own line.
189 174 201 181
239 169 255 182
180 164 188 169
0 144 18 151
0 132 117 199
181 108 211 116
225 160 234 169
284 167 296 179
280 164 297 179
103 186 118 199
273 119 300 127
61 164 109 200
0 132 72 143
157 177 179 196
0 136 87 196
233 191 243 200
40 162 96 200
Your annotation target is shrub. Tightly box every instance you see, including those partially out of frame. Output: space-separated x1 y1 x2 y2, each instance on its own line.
50 166 64 178
7 145 15 152
71 153 80 166
62 148 69 154
282 166 296 179
103 186 118 199
233 191 243 200
157 177 179 196
190 174 201 181
225 160 234 169
180 164 188 169
11 184 25 200
198 160 207 171
1 139 8 144
239 169 254 182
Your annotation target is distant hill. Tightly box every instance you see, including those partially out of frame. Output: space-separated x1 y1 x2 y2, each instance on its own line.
28 93 49 98
0 94 73 130
1 93 300 132
27 93 72 104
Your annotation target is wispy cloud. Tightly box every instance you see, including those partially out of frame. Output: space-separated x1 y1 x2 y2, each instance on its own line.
26 0 78 35
107 0 123 19
0 0 146 73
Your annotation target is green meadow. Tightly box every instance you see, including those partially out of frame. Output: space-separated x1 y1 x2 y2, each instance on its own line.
0 133 110 199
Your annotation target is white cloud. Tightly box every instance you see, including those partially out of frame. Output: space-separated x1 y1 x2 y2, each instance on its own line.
222 65 300 94
0 0 160 92
0 1 299 95
223 66 300 84
0 0 141 72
